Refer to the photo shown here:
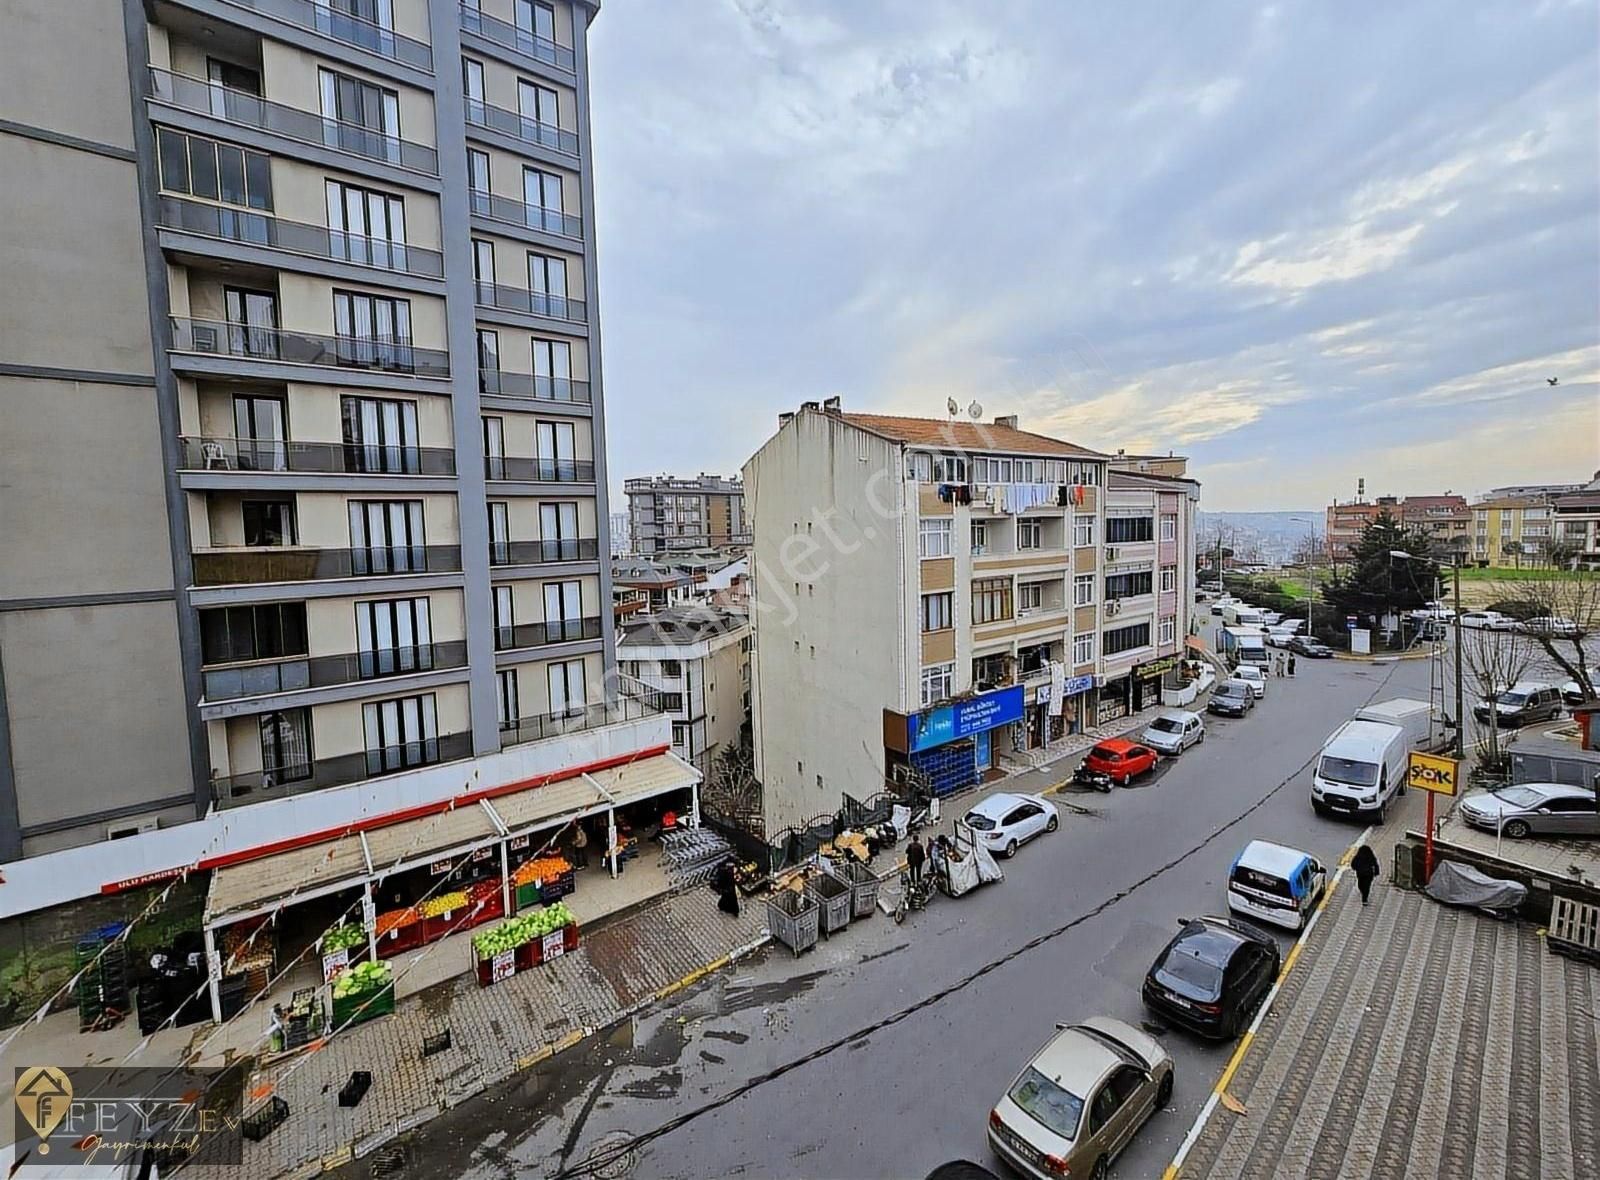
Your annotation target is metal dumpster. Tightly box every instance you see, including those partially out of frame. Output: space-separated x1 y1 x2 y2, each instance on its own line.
831 860 881 920
766 889 820 957
806 870 852 937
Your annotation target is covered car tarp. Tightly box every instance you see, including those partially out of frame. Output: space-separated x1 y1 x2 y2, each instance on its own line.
1424 859 1527 913
940 830 1004 897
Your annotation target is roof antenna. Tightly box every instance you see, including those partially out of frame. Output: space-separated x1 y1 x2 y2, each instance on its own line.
947 397 960 419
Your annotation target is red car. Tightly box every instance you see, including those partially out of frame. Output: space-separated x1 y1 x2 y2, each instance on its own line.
1083 738 1159 785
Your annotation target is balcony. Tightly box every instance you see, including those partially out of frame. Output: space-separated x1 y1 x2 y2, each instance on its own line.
228 0 433 71
469 188 582 240
488 538 600 566
474 281 586 324
499 684 666 749
202 639 469 701
479 368 590 404
463 98 579 155
493 616 603 650
484 456 595 483
192 544 463 586
459 3 575 71
170 317 451 378
156 196 444 278
180 436 456 476
148 69 440 175
212 731 475 810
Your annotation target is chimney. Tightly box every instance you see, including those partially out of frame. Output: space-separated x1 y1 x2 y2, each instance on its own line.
822 395 842 415
993 414 1019 430
778 411 795 428
800 400 820 413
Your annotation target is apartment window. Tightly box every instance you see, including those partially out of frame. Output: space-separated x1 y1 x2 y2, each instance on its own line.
1019 642 1052 676
548 659 587 717
518 0 557 48
325 180 407 268
259 709 312 783
544 580 583 640
483 416 506 479
1160 514 1177 542
233 393 287 471
660 659 682 677
1160 567 1177 593
1160 617 1177 645
477 329 500 391
461 58 486 122
1103 622 1152 656
356 597 433 676
972 653 1010 687
1105 571 1154 600
920 662 955 707
1019 582 1044 612
1073 631 1095 665
971 522 988 553
932 455 967 483
200 602 307 664
243 499 296 546
224 287 278 359
524 167 565 233
518 79 561 144
363 693 440 774
972 578 1013 625
333 290 413 370
497 669 519 731
492 585 514 649
156 128 272 212
1074 515 1095 547
1107 517 1155 543
536 420 577 481
1018 519 1043 550
540 501 581 561
348 499 424 573
342 396 419 474
1074 573 1095 606
319 68 401 161
533 338 574 399
488 501 510 564
473 239 496 302
205 57 262 116
919 517 952 559
467 148 491 203
528 253 570 318
921 591 954 632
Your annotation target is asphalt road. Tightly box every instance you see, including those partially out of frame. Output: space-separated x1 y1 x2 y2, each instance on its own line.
346 648 1457 1180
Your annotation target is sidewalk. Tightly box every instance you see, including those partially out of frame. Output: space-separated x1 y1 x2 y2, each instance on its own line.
1172 797 1600 1180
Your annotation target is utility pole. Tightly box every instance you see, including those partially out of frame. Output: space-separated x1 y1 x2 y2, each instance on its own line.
1452 556 1464 759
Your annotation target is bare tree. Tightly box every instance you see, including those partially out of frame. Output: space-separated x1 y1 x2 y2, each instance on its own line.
703 744 764 837
1447 626 1539 771
1501 571 1600 699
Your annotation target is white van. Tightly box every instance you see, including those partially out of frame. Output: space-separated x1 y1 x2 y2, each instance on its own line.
1311 718 1409 820
1221 603 1265 628
1227 840 1328 931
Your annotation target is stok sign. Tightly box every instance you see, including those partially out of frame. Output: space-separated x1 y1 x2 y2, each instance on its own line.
1407 751 1460 796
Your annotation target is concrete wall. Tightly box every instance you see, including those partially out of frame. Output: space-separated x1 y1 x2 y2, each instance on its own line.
2 0 135 148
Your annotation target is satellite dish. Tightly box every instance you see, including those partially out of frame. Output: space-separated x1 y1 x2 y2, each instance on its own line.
947 397 960 417
968 401 984 420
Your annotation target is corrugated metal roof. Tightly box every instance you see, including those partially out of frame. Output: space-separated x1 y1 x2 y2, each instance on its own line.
585 752 700 807
207 836 368 923
363 802 499 870
838 412 1107 459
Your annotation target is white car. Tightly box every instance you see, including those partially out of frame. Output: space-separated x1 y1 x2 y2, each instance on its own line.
1521 616 1580 637
1233 665 1268 699
1141 710 1205 755
1459 610 1512 630
1258 609 1283 626
1266 627 1298 648
964 792 1059 858
1409 604 1456 621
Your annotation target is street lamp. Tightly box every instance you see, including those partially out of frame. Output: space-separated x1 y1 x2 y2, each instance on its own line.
1290 516 1319 632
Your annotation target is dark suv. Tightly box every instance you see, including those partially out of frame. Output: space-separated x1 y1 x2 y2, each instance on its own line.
1142 915 1281 1039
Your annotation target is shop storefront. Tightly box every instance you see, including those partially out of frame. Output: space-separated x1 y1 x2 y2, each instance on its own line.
1097 681 1130 725
1132 655 1180 712
1032 674 1097 744
884 685 1026 796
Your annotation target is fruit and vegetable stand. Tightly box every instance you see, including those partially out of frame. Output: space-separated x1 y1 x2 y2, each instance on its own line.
511 856 575 910
471 902 580 986
330 960 395 1028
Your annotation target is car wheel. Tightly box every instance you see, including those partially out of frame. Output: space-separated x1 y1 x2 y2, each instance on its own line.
1312 800 1328 817
1504 819 1531 839
1156 1071 1174 1108
1198 731 1206 744
1046 813 1059 833
1004 839 1018 858
1090 1157 1108 1180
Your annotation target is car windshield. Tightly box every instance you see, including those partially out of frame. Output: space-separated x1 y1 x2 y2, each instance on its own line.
1493 692 1528 707
1220 686 1246 698
1318 755 1379 788
1149 718 1181 733
1489 787 1544 808
1155 946 1224 998
1007 1066 1084 1141
966 814 997 831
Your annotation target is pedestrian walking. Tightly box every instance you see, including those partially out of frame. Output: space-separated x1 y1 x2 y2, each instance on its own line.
1352 844 1380 906
906 834 927 890
1287 654 1297 677
713 859 740 917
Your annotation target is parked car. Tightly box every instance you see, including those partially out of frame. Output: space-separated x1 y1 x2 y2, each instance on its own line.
1226 841 1326 931
1141 711 1205 756
1288 635 1334 658
987 1017 1175 1180
1266 627 1300 648
965 792 1059 858
925 1163 1003 1180
1564 680 1589 707
1458 610 1513 630
1232 665 1268 699
1083 738 1160 785
1208 681 1255 717
1472 683 1564 728
1141 915 1281 1039
1457 783 1600 839
1257 609 1283 626
1521 616 1580 637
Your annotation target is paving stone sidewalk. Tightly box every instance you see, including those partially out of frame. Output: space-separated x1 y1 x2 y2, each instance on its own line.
1177 872 1600 1180
197 890 766 1180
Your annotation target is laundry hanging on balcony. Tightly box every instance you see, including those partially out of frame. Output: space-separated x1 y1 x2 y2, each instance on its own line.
1002 483 1057 514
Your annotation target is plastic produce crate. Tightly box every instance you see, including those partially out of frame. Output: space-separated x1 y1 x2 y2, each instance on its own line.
331 982 394 1029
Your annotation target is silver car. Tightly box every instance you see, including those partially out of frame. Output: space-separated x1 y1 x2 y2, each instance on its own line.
1458 783 1600 839
1141 710 1205 755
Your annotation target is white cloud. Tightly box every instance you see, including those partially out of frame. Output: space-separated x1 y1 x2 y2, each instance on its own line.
1227 222 1425 291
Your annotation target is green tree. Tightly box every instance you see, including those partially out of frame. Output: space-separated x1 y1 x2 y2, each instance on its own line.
1322 511 1442 622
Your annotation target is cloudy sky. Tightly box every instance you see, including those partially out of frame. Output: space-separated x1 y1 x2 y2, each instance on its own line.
584 0 1599 511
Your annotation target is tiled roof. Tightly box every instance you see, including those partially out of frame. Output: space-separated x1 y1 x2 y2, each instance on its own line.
837 412 1108 459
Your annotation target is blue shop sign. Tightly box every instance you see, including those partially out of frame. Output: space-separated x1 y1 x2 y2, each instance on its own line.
1063 674 1096 696
909 685 1026 753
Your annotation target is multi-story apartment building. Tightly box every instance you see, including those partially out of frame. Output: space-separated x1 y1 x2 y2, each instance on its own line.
618 607 751 774
625 473 749 556
1472 496 1557 565
0 3 691 950
1325 495 1399 559
744 401 1197 833
1400 494 1470 551
1554 474 1600 567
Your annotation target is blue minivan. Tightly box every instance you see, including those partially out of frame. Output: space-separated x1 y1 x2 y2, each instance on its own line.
1226 840 1327 931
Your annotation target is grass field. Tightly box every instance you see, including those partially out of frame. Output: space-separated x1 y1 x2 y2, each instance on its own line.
1234 566 1585 610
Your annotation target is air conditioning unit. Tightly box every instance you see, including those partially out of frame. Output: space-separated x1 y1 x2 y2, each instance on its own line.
1105 546 1119 561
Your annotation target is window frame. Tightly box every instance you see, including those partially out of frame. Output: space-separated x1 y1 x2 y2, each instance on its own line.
920 662 955 707
920 591 954 633
918 516 953 559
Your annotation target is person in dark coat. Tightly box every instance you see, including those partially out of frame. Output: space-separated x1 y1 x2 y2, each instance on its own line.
1351 844 1380 905
714 859 740 916
1287 654 1297 677
906 835 927 890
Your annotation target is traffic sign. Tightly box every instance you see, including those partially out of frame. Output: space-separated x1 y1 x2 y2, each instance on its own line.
1346 615 1358 631
1407 751 1459 796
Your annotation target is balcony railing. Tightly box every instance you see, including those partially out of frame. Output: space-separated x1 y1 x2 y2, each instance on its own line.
212 731 474 809
180 435 456 476
156 195 443 277
473 281 586 324
192 544 463 586
463 99 578 155
478 369 590 404
468 188 582 240
231 0 433 71
170 317 451 378
487 538 599 566
483 456 594 482
202 639 469 700
149 68 440 174
493 616 602 650
499 689 665 749
459 3 575 71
